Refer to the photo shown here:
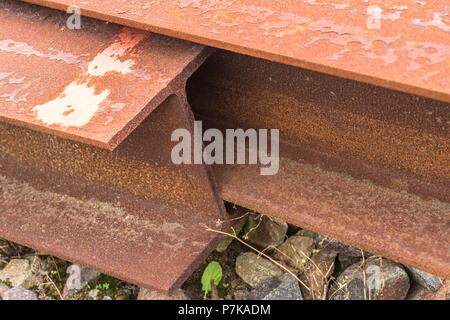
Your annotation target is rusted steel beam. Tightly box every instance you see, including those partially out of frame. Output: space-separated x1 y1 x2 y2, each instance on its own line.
187 51 450 279
0 0 227 294
188 51 450 203
0 0 212 150
0 97 229 294
214 160 450 280
20 0 450 102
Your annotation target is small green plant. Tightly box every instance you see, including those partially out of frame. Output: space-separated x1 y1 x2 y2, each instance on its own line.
201 261 222 299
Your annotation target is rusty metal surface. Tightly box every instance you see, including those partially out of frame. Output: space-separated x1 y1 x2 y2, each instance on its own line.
0 95 228 294
188 51 450 203
0 0 211 150
19 0 450 102
0 1 229 293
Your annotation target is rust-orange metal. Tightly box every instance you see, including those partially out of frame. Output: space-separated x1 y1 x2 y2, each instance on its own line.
188 50 450 280
20 0 450 102
0 0 448 292
0 0 227 294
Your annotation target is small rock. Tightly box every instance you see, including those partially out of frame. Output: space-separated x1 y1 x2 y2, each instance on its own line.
331 258 410 300
303 248 337 300
243 215 288 249
137 287 187 300
407 281 449 300
315 235 370 258
235 252 283 288
102 296 112 300
216 217 247 253
0 259 35 289
0 239 13 257
404 266 442 292
3 286 38 300
63 265 101 297
337 254 361 271
298 273 311 300
80 267 101 286
273 236 315 270
246 274 303 300
88 289 99 300
233 290 249 300
115 293 128 300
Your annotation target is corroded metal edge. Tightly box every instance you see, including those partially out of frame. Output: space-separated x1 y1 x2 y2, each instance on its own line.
19 0 450 103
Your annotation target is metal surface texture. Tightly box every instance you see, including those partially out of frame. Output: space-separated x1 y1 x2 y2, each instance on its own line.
19 0 450 103
0 0 449 290
188 51 450 203
0 0 212 150
187 50 450 278
214 160 450 279
0 96 228 294
0 0 227 294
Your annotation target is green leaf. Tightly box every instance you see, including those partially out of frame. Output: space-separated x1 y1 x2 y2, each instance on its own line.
201 261 222 293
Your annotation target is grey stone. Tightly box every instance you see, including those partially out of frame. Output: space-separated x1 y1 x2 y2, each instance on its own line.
137 287 187 300
3 286 38 300
246 273 303 300
0 259 35 289
337 254 361 271
331 258 410 300
404 266 442 292
235 252 283 288
315 235 372 258
233 289 250 300
216 217 247 253
80 267 101 286
0 239 13 257
102 296 112 300
273 236 315 270
243 215 288 249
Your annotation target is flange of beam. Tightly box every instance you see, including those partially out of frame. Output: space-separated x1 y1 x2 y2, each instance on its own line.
187 50 450 279
19 0 450 103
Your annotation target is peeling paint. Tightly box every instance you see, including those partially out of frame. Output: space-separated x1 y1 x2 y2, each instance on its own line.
33 28 146 128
